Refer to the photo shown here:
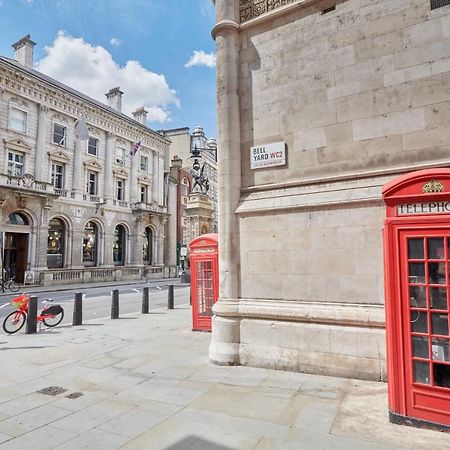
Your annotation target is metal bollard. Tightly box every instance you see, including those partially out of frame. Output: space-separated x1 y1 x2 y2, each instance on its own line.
142 287 149 314
26 296 38 334
73 292 83 326
111 289 119 319
168 284 174 309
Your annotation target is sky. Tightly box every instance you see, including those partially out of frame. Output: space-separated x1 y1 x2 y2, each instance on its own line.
0 0 217 137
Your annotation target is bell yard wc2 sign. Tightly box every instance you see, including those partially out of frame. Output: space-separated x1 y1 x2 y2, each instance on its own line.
250 142 286 169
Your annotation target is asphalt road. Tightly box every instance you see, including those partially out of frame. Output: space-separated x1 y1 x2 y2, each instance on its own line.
0 282 191 333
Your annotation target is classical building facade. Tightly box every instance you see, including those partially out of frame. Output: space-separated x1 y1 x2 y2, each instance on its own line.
0 35 176 286
211 0 450 381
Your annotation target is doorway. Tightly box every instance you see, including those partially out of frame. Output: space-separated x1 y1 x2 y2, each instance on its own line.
3 232 28 283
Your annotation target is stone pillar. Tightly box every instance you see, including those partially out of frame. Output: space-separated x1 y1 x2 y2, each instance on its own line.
104 133 115 202
129 219 142 266
209 0 242 365
35 105 48 181
159 155 164 206
71 229 85 269
130 149 138 204
72 138 83 195
152 150 158 203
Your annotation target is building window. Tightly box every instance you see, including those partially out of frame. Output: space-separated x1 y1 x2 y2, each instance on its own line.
47 218 65 269
116 148 126 165
113 224 126 265
83 221 98 266
143 227 152 264
9 108 27 133
51 163 65 189
87 137 99 156
7 151 24 177
86 171 97 195
140 155 148 171
116 179 125 200
140 185 147 203
53 123 67 146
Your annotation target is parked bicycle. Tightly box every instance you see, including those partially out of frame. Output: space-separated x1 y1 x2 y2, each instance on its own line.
2 293 64 334
0 275 19 293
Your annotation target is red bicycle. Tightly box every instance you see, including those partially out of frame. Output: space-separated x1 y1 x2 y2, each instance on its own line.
2 293 64 334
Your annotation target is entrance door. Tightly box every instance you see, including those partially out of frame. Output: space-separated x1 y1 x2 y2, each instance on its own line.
401 230 450 426
3 233 28 283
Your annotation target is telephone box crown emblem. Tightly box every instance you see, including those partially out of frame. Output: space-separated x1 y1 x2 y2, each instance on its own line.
422 180 444 193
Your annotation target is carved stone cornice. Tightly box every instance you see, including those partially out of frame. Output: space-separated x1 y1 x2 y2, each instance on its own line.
239 0 299 23
83 158 103 171
3 136 32 153
48 149 71 163
112 167 129 178
9 96 29 108
39 104 49 113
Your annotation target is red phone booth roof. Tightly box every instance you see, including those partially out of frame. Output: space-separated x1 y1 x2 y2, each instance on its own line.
189 233 218 249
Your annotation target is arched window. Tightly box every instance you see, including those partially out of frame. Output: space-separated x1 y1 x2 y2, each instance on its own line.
143 227 153 265
47 218 65 268
83 221 98 266
7 212 29 225
113 224 126 266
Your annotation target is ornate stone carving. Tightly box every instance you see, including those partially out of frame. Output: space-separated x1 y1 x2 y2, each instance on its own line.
239 0 296 22
423 180 445 193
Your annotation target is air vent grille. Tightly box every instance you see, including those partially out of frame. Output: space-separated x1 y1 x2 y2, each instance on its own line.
431 0 450 10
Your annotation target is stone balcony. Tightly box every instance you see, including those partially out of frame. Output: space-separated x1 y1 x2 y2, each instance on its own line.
0 173 58 196
131 201 166 214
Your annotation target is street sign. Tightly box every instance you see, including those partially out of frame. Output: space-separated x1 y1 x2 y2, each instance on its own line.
250 142 286 169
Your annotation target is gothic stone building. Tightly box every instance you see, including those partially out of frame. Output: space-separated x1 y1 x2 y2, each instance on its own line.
0 35 176 286
211 0 450 382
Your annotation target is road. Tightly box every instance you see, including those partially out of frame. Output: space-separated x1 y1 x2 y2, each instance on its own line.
0 282 191 332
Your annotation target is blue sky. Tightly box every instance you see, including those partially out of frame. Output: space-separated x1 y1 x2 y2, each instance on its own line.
0 0 217 137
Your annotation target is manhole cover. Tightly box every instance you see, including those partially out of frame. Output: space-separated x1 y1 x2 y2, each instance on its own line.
66 392 83 399
37 386 68 396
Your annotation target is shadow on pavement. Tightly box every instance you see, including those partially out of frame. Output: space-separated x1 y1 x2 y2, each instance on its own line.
166 437 231 450
0 346 55 350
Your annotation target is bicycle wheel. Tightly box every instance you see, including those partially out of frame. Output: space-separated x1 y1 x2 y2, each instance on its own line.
7 280 20 293
3 311 26 334
43 309 64 327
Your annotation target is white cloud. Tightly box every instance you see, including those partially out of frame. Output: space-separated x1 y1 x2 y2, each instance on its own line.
184 50 216 68
36 31 179 124
110 38 121 46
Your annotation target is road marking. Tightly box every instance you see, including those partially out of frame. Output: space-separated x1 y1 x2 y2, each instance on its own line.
156 286 162 290
132 289 139 293
0 303 9 309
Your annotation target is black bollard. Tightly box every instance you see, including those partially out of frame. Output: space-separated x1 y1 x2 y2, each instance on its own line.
168 284 174 310
142 287 149 314
111 289 119 319
26 296 38 334
73 292 83 326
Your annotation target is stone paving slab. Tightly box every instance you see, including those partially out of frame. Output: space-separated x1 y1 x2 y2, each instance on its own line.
0 290 449 449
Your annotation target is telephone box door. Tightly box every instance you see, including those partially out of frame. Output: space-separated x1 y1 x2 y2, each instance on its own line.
400 229 450 426
189 234 219 332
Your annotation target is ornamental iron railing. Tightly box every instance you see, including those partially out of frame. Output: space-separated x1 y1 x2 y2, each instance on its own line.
240 0 297 22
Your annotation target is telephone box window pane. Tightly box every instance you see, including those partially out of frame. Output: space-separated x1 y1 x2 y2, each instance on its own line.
431 287 448 310
428 262 446 284
413 361 430 385
410 286 427 308
408 238 424 259
432 313 449 336
433 364 450 389
411 311 428 333
432 338 450 362
409 262 425 283
428 238 445 259
412 336 429 359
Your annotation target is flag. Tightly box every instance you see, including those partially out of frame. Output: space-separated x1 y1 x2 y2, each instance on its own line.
74 116 89 141
130 140 141 156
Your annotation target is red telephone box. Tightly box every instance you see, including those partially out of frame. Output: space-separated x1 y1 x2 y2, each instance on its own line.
189 233 218 332
383 169 450 430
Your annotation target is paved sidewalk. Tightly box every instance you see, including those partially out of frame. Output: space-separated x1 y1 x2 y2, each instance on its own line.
0 291 449 449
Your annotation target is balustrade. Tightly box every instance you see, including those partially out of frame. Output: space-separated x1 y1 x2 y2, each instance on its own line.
239 0 297 22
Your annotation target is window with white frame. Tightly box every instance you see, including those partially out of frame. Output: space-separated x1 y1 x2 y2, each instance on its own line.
87 137 99 156
116 179 125 200
9 108 27 133
53 123 67 146
7 151 24 177
86 171 97 195
51 163 65 189
116 147 126 165
140 184 147 203
140 155 148 172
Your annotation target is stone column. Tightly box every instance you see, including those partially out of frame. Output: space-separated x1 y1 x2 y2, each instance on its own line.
35 105 48 181
72 138 83 195
104 132 115 202
130 149 138 204
159 155 164 206
209 0 242 365
152 151 158 203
